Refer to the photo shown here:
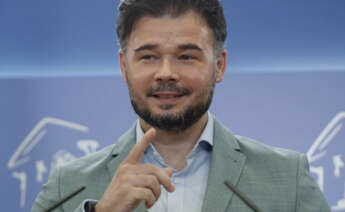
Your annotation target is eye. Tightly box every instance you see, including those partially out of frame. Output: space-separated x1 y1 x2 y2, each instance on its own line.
179 54 196 61
140 55 158 61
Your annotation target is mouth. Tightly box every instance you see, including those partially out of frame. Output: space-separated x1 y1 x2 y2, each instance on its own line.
150 92 186 105
152 92 184 99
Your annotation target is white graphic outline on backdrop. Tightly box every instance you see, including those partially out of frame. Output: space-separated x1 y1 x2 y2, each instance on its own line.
8 117 99 208
307 112 345 211
8 117 89 169
12 172 27 208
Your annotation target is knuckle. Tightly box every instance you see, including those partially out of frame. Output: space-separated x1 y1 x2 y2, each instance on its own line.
113 183 133 198
145 189 156 202
146 175 161 197
155 185 161 198
144 163 157 170
145 164 163 175
149 191 156 205
147 175 159 185
117 174 129 183
119 163 131 171
120 183 133 194
117 163 135 176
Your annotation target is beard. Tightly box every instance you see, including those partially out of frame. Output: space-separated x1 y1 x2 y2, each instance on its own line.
127 75 216 132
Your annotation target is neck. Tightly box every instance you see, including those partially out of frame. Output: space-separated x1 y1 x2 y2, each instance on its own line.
140 113 209 171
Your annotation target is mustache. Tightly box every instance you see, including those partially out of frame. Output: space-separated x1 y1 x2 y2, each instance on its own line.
147 83 192 96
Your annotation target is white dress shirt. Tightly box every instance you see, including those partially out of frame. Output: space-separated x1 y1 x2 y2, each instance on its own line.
136 112 214 212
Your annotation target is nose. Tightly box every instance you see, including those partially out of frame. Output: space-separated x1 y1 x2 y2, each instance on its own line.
153 58 179 82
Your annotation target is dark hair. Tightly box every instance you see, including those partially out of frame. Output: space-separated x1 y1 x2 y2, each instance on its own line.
116 0 227 57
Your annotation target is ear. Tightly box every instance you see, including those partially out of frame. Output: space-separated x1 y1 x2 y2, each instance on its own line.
215 50 227 83
119 50 127 83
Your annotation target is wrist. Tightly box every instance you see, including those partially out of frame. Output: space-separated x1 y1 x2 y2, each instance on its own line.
94 203 106 212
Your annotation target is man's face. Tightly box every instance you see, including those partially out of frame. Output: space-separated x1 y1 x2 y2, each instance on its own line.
119 11 226 132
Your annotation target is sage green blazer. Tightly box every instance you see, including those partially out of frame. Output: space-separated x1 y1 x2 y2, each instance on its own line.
32 119 330 212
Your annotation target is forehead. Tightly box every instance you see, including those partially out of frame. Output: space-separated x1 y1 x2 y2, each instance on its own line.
127 11 214 51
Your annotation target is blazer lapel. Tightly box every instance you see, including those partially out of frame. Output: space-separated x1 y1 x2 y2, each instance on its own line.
105 124 148 212
106 124 137 178
202 119 246 212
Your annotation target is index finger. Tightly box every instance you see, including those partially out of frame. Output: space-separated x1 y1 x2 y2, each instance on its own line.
124 128 156 164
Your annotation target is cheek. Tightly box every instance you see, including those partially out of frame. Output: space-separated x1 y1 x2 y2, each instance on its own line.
184 70 214 91
130 82 149 100
127 68 154 93
188 75 215 101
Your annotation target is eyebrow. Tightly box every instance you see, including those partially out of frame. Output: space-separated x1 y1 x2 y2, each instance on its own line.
134 43 203 53
135 44 158 52
178 43 203 52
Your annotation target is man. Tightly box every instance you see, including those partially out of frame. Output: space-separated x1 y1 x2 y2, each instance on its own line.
32 0 330 211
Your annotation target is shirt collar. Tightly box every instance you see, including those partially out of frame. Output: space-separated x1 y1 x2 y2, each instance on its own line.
136 112 214 151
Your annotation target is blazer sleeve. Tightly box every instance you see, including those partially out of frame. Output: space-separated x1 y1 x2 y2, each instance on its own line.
31 166 87 212
296 154 331 212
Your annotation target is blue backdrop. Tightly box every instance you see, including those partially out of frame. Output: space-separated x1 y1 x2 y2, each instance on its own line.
1 0 344 211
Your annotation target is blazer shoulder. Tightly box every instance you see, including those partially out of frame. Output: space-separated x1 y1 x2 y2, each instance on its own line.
235 134 303 160
233 134 306 175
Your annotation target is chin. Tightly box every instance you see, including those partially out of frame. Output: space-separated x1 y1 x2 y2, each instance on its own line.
152 108 183 117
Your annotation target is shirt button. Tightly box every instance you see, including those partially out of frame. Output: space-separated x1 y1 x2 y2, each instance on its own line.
174 178 179 184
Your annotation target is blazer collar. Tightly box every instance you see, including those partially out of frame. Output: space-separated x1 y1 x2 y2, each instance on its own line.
201 118 246 212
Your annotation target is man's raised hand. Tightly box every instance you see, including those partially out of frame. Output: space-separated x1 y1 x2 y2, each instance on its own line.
95 128 175 212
